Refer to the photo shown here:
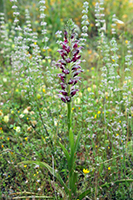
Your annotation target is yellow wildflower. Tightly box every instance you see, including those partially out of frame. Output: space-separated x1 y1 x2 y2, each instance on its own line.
42 88 46 93
87 87 91 92
83 168 90 174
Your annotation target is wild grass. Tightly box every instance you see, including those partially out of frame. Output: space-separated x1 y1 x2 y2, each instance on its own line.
0 0 133 199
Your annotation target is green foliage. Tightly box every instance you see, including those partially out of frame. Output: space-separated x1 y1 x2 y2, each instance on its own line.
0 0 133 199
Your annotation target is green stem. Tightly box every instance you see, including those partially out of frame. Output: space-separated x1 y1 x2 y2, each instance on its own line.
67 102 72 132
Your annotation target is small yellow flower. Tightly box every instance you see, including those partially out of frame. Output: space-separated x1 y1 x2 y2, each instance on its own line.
87 69 89 72
7 137 10 141
15 89 19 92
83 168 90 174
94 114 97 119
0 127 3 131
24 165 27 168
87 87 91 92
97 111 101 114
72 107 74 111
34 42 37 45
91 67 94 70
42 88 46 93
112 59 115 62
25 137 28 141
1 144 4 148
108 167 111 170
125 40 128 44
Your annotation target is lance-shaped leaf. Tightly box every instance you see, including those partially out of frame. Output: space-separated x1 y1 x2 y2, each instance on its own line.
18 161 70 195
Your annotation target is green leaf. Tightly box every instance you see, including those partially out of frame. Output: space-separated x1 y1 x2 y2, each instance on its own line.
69 127 74 155
18 161 70 195
69 128 75 170
58 142 70 163
51 181 67 199
78 189 91 200
74 131 81 153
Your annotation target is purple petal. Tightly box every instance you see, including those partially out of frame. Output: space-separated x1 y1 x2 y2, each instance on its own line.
60 82 66 89
70 89 79 97
59 90 68 96
58 94 66 103
65 96 71 102
72 65 81 71
73 43 78 48
66 58 71 63
68 79 74 84
62 69 69 74
58 59 66 66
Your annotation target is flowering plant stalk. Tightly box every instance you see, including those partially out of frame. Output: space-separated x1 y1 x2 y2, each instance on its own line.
18 14 90 200
56 19 83 198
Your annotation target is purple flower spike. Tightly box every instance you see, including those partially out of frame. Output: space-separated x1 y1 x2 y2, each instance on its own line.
56 29 83 103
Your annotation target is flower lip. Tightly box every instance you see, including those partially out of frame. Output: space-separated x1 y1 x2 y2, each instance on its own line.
58 59 66 64
73 69 83 77
73 50 79 56
66 58 71 63
56 63 65 70
73 43 78 48
60 82 66 89
70 89 79 97
58 94 67 103
59 90 68 96
72 55 81 62
72 65 81 71
65 96 71 102
62 69 69 74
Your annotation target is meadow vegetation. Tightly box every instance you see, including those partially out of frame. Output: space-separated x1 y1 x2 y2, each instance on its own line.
0 0 133 199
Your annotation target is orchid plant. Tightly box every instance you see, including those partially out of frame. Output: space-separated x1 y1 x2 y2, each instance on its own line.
18 2 90 199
